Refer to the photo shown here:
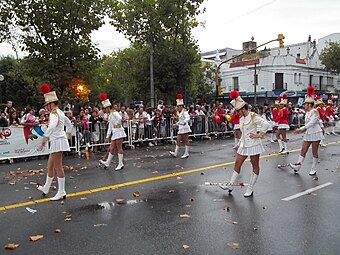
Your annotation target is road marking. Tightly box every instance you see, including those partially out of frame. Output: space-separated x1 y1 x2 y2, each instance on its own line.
1 140 339 211
281 182 333 201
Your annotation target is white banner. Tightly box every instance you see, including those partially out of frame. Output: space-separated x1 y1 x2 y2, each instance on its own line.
0 125 50 160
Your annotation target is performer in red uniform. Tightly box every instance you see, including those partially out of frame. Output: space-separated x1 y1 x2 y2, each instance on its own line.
271 97 280 143
276 94 289 154
315 95 328 147
325 96 337 135
230 110 241 149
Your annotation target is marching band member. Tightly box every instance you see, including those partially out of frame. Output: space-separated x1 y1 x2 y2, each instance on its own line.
230 110 241 149
170 94 191 159
276 94 289 154
219 90 270 197
99 94 126 170
315 95 328 147
271 97 280 143
290 87 324 176
325 96 337 135
38 84 72 201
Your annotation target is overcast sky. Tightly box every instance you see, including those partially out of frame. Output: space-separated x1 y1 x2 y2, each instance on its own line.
1 0 340 57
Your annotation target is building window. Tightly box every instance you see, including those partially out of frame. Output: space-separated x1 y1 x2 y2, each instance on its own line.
319 76 323 90
327 77 334 86
297 53 301 58
233 77 239 91
274 73 284 90
294 73 297 83
309 75 313 86
298 73 301 83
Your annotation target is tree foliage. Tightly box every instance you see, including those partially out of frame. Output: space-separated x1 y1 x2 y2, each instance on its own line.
320 41 340 74
0 0 107 100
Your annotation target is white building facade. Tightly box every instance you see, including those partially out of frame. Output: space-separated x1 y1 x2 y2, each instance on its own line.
201 34 340 104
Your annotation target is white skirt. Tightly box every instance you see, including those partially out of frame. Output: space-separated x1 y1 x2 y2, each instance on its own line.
50 137 70 153
272 122 278 127
278 124 290 130
237 143 265 156
111 129 127 140
303 131 324 142
233 124 240 130
178 125 191 135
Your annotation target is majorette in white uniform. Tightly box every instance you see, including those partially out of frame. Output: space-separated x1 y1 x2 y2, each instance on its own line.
99 93 126 170
177 108 191 135
44 108 72 153
290 86 323 176
106 111 127 140
219 90 270 197
169 94 191 158
237 111 270 156
38 84 71 201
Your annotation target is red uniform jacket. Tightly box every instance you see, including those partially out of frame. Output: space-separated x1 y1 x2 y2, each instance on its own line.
317 107 329 121
326 106 335 117
277 107 289 125
272 108 279 122
230 112 240 125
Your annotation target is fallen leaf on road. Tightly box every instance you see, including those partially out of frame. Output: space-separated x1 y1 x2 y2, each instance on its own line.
133 191 140 197
29 235 44 241
80 197 87 200
152 171 158 174
308 192 317 196
231 221 238 225
227 242 239 249
60 201 65 205
168 189 175 193
313 176 319 181
25 207 37 214
94 224 108 227
182 244 190 250
176 176 182 180
65 214 72 221
4 243 20 250
55 229 61 233
116 198 126 205
180 214 191 218
185 205 191 208
80 166 87 170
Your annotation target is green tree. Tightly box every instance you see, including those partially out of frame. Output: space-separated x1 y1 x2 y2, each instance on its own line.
108 0 205 106
1 0 107 100
320 41 340 74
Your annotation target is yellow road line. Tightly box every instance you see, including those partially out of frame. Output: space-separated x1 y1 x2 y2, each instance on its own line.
1 140 339 212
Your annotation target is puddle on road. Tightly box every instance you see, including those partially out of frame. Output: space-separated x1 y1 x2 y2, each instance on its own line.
75 199 148 213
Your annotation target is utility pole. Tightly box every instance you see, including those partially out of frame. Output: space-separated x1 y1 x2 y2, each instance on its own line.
254 63 257 105
150 43 155 108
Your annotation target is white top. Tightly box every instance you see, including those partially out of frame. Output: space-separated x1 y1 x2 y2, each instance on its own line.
176 109 191 134
135 111 148 125
119 111 129 128
44 108 72 141
106 111 125 139
301 109 322 134
239 112 270 148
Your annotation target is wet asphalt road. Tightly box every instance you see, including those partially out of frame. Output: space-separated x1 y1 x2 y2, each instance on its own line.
1 132 340 255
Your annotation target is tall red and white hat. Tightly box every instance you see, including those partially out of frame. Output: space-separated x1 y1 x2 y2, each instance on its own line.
230 90 246 111
40 84 58 106
280 94 288 105
274 97 281 105
176 94 184 106
304 86 315 104
315 95 323 105
327 95 333 105
100 93 111 108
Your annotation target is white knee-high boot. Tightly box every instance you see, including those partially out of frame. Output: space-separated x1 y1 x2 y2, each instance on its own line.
181 145 190 159
290 155 305 172
50 177 66 201
278 139 284 152
309 157 318 175
100 153 114 168
115 154 124 171
244 172 258 197
219 170 239 191
37 175 53 195
170 145 179 157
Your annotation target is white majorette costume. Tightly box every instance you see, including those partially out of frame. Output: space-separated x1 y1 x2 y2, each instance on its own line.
290 86 324 176
99 93 126 170
219 90 270 197
169 94 191 158
38 84 72 201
